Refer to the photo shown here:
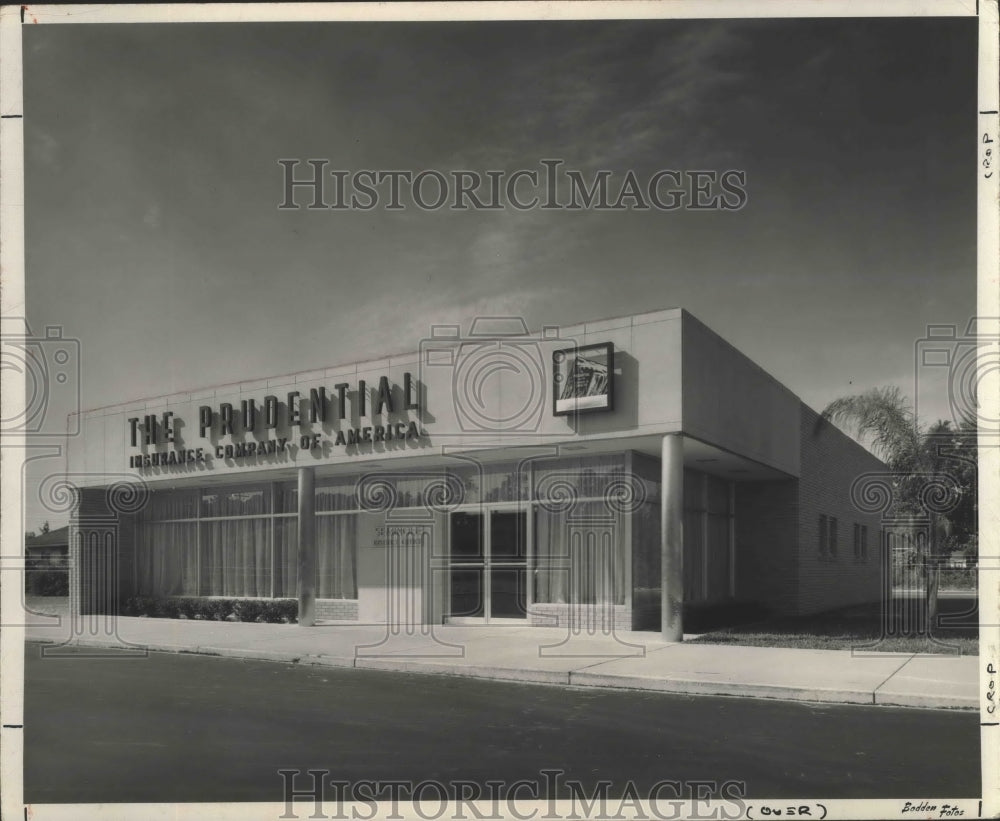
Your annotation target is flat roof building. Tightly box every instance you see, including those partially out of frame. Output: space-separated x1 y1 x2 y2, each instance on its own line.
65 308 885 639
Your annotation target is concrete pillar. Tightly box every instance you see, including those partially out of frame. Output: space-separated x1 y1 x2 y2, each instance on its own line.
297 466 317 626
661 434 684 641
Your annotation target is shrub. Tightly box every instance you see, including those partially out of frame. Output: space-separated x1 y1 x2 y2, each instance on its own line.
235 599 266 623
939 568 977 590
117 595 298 622
157 597 174 616
121 596 157 616
207 599 232 621
25 570 69 596
261 600 298 624
176 598 199 619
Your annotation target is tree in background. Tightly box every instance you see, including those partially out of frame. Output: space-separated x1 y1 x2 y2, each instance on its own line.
24 521 51 540
822 386 977 625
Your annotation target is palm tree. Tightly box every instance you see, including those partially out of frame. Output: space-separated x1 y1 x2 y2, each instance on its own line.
822 387 975 625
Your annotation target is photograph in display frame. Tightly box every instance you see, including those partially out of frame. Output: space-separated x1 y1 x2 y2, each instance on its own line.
552 342 614 416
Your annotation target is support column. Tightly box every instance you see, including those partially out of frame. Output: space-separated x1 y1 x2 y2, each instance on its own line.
297 466 316 627
661 434 684 641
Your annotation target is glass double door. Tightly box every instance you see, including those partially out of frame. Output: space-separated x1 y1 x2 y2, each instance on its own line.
449 509 527 622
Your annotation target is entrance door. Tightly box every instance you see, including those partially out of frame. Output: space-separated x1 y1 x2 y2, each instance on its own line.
449 509 527 622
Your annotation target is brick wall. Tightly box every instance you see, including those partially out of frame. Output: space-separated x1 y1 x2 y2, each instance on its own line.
730 406 885 617
795 405 885 615
733 479 799 615
315 599 359 621
527 603 633 632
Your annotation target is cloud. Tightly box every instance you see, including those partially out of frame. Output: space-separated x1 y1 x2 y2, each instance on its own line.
143 203 161 229
474 22 749 171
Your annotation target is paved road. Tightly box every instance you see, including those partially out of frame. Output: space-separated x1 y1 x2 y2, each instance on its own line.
24 643 980 804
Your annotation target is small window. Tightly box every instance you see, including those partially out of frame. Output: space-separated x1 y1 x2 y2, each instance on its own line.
829 517 838 559
819 514 828 558
854 523 861 560
860 525 869 562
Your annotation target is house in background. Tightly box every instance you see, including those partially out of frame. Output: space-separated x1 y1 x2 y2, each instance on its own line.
25 526 70 596
25 526 70 570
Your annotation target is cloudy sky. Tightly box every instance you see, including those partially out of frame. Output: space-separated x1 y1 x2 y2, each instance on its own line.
21 15 976 529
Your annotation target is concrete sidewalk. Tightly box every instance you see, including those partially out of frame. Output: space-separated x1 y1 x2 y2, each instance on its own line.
20 602 978 711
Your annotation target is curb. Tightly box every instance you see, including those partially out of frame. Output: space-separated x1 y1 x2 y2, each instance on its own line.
874 691 979 710
567 671 875 705
25 636 978 711
354 656 570 685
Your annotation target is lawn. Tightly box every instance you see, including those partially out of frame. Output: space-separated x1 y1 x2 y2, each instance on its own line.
689 595 979 655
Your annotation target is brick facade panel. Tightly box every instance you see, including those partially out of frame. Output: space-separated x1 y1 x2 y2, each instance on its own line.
796 406 885 615
527 603 632 632
315 599 359 621
734 480 799 615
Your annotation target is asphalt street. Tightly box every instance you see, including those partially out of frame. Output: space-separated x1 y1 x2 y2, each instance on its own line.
23 643 981 804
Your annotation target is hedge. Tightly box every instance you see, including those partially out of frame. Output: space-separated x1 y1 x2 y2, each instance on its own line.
892 566 977 591
120 596 298 623
25 570 69 596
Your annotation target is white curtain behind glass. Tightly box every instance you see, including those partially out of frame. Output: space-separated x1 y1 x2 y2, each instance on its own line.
136 522 197 596
317 515 357 599
199 518 270 597
534 503 625 606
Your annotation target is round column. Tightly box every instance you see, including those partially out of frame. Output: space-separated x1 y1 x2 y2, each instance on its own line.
297 466 317 626
661 434 684 641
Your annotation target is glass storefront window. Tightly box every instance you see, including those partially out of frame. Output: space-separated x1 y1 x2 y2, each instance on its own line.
201 485 270 517
683 509 705 601
316 480 359 512
133 453 642 607
707 475 731 516
681 469 734 603
275 482 298 514
684 470 704 509
274 517 298 598
145 489 199 521
317 514 358 599
275 479 363 513
136 483 357 600
533 502 625 606
533 455 626 504
136 521 198 596
199 518 271 597
452 462 530 505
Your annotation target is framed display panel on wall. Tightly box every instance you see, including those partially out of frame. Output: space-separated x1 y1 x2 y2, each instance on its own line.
552 342 614 416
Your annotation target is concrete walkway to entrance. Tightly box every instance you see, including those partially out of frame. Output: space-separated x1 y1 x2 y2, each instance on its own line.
20 600 977 711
